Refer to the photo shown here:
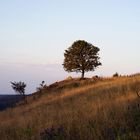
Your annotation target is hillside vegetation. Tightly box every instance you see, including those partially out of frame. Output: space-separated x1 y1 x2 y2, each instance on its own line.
0 75 140 140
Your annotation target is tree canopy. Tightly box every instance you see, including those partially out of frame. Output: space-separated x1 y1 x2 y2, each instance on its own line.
11 81 26 96
63 40 101 78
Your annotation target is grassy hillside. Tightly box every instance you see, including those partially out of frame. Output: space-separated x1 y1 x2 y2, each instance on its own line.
0 75 140 140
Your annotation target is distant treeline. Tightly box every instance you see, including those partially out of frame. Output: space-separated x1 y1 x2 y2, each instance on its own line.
0 95 23 111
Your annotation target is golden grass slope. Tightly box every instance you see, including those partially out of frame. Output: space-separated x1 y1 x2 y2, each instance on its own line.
0 75 140 140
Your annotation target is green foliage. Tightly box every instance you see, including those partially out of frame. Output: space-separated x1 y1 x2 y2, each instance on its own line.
11 81 26 96
63 40 101 78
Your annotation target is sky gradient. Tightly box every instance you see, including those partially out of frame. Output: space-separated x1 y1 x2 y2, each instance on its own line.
0 0 140 94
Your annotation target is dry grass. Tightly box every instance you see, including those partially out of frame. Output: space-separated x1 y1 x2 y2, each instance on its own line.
0 75 140 140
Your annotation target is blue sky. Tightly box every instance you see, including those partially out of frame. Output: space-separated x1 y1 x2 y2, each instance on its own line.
0 0 140 94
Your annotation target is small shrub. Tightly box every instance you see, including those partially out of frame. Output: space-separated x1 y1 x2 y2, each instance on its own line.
36 81 47 93
113 72 119 77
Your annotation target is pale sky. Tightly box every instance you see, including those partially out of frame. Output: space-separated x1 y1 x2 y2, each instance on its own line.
0 0 140 94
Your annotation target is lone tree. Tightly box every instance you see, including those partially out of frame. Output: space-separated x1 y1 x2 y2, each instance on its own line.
11 81 26 99
63 40 101 79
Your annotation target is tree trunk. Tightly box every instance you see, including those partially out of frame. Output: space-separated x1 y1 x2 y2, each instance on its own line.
23 94 27 104
81 70 85 79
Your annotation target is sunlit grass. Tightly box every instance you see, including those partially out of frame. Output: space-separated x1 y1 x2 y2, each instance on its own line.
0 75 140 139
